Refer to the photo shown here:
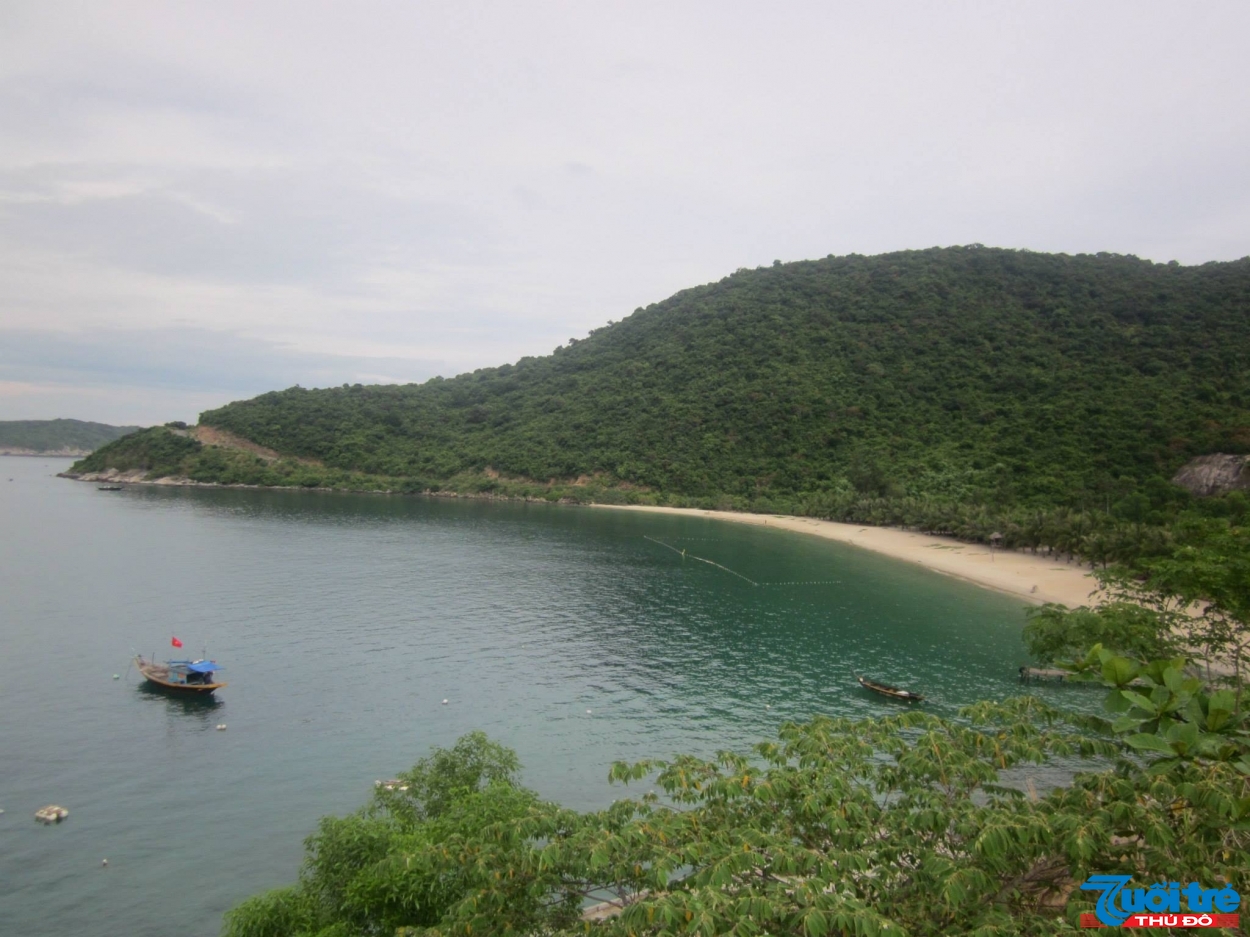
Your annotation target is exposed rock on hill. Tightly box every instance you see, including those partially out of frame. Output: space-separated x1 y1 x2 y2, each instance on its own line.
1171 453 1250 497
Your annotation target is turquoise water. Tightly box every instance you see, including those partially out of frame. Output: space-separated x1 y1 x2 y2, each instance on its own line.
1 457 1068 936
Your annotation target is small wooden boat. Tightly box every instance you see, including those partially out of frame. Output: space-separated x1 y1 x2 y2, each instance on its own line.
856 674 924 702
135 656 226 695
97 485 123 491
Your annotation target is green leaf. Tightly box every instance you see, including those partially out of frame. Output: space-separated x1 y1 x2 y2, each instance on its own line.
1161 666 1200 696
1165 721 1200 755
1119 690 1159 714
1101 656 1141 688
1111 715 1146 733
1125 733 1176 755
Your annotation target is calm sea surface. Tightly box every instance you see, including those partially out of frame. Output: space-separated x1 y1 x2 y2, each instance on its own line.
1 457 1076 936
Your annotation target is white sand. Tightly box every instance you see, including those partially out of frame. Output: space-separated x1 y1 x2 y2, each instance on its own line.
591 504 1101 608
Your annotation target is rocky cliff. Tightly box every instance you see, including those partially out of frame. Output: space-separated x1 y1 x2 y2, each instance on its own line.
1171 453 1250 497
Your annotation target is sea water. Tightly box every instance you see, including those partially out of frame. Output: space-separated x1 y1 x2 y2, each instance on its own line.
0 457 1079 936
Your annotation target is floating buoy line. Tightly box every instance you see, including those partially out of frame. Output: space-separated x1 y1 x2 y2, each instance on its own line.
759 580 843 587
643 536 760 585
643 537 840 588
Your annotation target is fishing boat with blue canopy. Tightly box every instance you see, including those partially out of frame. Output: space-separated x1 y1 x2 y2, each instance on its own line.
135 655 226 695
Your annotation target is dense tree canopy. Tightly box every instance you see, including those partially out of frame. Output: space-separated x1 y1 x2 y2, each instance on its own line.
72 247 1250 569
189 247 1250 504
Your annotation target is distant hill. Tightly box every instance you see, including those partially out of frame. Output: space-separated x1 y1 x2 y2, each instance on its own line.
1 419 146 455
72 246 1249 528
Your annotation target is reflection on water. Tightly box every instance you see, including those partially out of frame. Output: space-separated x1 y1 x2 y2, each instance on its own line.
136 683 225 721
0 457 1074 937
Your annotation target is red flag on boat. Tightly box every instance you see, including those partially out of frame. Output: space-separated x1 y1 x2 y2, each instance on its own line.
171 636 183 648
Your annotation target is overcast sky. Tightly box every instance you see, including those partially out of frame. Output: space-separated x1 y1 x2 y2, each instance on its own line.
2 1 1248 425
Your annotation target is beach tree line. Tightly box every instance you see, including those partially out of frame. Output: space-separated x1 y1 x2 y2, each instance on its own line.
72 420 1248 577
1022 524 1250 706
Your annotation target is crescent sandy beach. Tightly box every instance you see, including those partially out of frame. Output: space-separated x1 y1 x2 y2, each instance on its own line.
592 504 1103 609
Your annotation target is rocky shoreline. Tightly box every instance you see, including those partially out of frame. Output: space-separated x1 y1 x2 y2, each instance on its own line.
57 468 583 501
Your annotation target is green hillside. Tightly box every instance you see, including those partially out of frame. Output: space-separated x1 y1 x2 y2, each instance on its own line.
72 247 1250 557
0 418 144 453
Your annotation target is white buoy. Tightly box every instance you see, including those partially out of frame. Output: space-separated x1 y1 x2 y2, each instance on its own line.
112 674 120 680
586 709 592 714
215 724 227 731
101 859 108 867
765 704 771 709
441 699 448 705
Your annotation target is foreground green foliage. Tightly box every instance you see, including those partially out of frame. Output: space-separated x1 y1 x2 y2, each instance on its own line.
0 418 143 452
1025 525 1250 704
224 666 1249 937
1024 602 1181 665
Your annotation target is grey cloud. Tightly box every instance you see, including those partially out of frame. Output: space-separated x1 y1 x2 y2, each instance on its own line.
2 56 252 122
0 167 484 286
0 327 444 396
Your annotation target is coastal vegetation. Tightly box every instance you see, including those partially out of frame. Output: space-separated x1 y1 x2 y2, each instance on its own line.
224 649 1249 935
195 248 1250 504
0 418 143 454
72 247 1249 572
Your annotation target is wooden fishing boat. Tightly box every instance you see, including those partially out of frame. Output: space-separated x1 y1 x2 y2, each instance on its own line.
135 656 226 695
856 674 924 702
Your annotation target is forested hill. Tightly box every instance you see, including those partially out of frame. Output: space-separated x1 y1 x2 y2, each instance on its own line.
77 247 1250 515
0 418 144 454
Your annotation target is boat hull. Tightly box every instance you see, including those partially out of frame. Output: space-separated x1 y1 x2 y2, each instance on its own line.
134 657 226 695
140 675 224 695
856 674 924 702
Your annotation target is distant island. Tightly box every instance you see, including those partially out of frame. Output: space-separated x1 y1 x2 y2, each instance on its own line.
1 418 146 456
